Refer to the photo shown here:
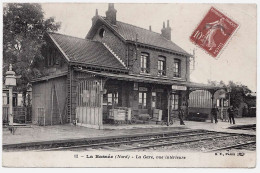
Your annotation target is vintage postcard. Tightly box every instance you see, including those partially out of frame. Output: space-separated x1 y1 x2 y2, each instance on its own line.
1 2 257 168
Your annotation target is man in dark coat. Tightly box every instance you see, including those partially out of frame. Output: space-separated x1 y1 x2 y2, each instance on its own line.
211 105 219 123
178 107 185 125
227 106 236 124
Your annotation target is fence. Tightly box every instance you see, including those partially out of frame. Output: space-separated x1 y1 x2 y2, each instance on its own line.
2 105 27 124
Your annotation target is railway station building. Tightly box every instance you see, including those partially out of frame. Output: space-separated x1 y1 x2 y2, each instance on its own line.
31 4 228 129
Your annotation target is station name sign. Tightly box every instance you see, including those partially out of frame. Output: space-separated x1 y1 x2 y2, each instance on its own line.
172 85 187 91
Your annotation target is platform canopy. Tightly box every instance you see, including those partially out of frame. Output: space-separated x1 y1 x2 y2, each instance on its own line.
74 68 190 87
186 82 226 91
74 68 230 93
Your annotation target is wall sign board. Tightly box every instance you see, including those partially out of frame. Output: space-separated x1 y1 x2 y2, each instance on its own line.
172 85 187 91
139 87 148 91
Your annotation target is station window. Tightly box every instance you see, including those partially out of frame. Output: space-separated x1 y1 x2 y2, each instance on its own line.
107 92 118 106
173 59 181 77
158 56 166 76
171 93 179 110
140 53 149 73
139 91 147 109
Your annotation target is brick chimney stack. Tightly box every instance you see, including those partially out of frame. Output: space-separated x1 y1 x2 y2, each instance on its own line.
161 20 171 40
106 3 117 25
92 9 98 25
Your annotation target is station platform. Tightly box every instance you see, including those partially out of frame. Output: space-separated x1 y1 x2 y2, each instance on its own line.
2 117 256 146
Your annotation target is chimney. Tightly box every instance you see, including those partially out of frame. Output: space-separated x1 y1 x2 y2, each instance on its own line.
106 3 117 25
92 9 98 25
149 25 152 31
161 20 171 40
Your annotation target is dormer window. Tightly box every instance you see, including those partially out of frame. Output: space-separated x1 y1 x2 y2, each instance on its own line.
140 53 149 73
99 28 105 38
158 56 166 76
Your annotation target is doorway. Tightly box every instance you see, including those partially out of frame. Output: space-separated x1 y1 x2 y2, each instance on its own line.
156 91 167 119
103 86 120 123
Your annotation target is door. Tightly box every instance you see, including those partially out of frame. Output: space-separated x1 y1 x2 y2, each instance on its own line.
156 92 168 119
76 80 102 129
156 92 162 110
103 90 119 122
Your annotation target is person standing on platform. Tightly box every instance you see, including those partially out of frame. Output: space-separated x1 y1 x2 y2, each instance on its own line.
178 107 185 125
211 105 219 123
227 106 236 124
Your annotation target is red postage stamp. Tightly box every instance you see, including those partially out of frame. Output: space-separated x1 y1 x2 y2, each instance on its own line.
190 7 239 58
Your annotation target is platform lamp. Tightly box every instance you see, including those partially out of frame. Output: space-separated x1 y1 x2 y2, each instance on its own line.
5 64 17 126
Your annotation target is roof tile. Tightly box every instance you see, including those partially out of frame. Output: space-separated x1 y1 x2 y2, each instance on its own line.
48 32 126 70
101 17 189 55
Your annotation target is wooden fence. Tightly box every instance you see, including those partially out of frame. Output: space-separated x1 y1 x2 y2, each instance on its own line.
76 80 102 129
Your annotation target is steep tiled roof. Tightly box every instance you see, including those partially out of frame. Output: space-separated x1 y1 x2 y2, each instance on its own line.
101 17 189 55
47 32 126 70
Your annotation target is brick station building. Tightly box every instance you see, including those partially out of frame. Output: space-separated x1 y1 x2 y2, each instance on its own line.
31 4 219 129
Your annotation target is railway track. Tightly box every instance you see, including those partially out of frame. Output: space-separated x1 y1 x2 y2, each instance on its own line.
3 129 255 152
39 130 219 151
228 124 256 131
3 129 204 151
205 141 256 152
30 130 256 152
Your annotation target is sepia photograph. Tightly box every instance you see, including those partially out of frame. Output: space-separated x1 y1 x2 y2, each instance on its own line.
1 2 257 168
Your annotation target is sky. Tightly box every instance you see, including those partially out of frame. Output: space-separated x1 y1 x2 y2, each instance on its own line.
41 3 257 92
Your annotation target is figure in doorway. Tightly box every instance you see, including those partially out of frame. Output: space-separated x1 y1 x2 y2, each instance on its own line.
211 105 219 123
178 106 185 125
227 106 236 124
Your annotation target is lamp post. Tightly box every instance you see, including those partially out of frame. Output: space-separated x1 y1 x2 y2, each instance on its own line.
5 64 17 127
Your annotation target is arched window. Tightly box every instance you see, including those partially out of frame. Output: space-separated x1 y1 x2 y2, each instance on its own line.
99 28 105 38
